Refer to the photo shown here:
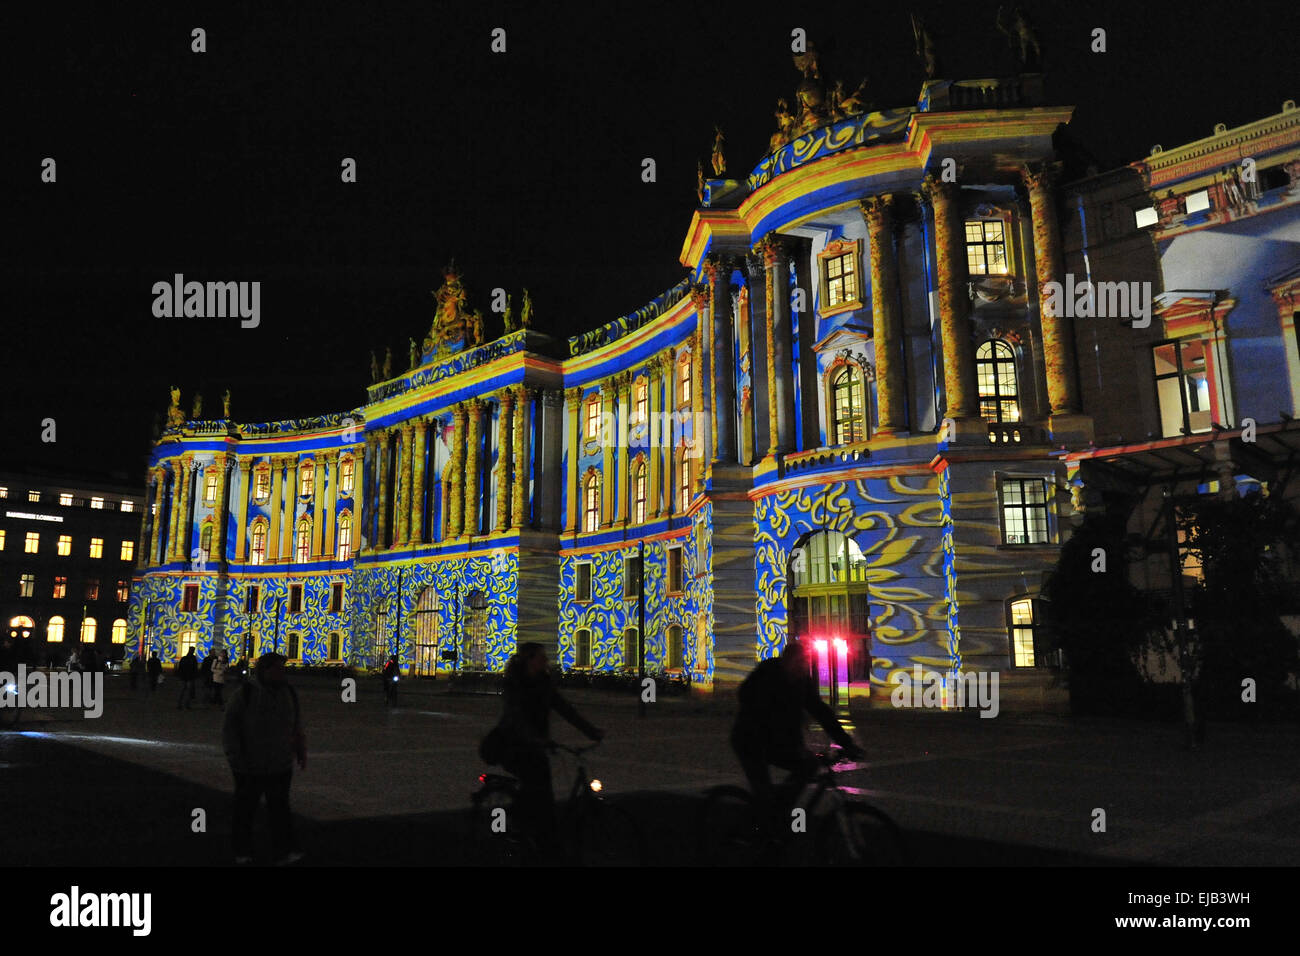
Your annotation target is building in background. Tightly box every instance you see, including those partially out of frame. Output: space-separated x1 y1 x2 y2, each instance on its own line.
1 468 145 664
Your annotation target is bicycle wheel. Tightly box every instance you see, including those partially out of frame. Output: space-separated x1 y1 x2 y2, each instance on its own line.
469 782 527 866
571 799 646 866
815 803 905 867
697 785 765 867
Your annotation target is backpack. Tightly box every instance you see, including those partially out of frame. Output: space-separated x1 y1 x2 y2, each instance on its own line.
478 724 507 766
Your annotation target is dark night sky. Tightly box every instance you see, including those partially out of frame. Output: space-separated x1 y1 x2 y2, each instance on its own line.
4 1 1297 481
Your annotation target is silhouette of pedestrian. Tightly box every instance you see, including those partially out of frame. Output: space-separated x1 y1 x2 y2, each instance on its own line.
177 648 199 709
211 649 229 705
129 653 144 691
147 652 162 692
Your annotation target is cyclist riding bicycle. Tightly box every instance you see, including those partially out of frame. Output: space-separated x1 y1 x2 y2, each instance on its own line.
381 655 399 706
731 639 863 824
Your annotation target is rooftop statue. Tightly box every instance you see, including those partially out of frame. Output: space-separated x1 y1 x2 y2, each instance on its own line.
996 5 1041 72
711 126 726 177
503 293 516 333
382 347 392 381
911 13 939 80
222 388 231 419
427 261 474 351
191 392 203 420
697 159 705 204
792 42 829 135
838 77 871 116
769 97 796 153
520 288 534 330
469 309 485 346
370 350 379 384
167 385 185 428
409 337 418 370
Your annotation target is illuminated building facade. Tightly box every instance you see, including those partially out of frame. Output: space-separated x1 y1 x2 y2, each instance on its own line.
129 50 1300 706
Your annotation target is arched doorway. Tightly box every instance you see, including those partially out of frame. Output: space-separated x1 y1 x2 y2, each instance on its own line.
461 589 489 671
788 530 872 712
412 587 441 676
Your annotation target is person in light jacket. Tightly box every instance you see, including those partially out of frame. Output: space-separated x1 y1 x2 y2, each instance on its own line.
211 649 229 705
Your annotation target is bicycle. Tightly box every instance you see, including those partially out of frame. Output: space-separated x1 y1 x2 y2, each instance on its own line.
470 741 646 866
697 749 905 867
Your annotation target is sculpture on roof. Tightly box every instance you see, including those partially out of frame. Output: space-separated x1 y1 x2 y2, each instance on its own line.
191 392 202 420
469 309 485 346
427 261 475 350
997 6 1041 72
769 98 796 153
697 160 705 204
520 288 534 330
222 389 231 419
711 126 726 177
502 293 516 333
911 13 939 80
167 386 184 428
370 350 379 384
409 337 418 370
792 42 829 134
382 347 392 380
839 77 871 116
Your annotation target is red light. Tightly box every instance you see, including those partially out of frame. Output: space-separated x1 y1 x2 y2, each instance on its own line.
477 774 486 783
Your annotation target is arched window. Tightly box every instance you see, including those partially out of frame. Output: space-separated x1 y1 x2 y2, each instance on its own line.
338 456 355 496
9 615 35 640
80 617 97 643
111 619 128 644
583 473 601 533
633 460 647 524
296 518 311 563
337 512 353 561
678 452 691 512
47 616 65 642
413 587 441 677
250 519 267 565
300 460 315 497
830 364 867 445
678 354 693 407
976 340 1020 423
788 530 871 640
623 628 639 672
666 624 683 670
574 628 592 669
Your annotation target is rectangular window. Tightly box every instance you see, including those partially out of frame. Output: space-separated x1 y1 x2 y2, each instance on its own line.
585 397 602 440
255 470 270 499
339 459 355 496
623 555 642 599
1134 206 1158 229
120 540 135 561
24 532 39 553
331 582 344 613
59 493 73 506
1000 478 1051 545
0 529 5 550
57 535 71 556
245 585 260 614
575 562 592 603
116 580 130 602
666 546 683 593
28 491 40 503
290 584 303 614
85 578 100 601
204 473 218 504
300 465 314 498
1153 340 1213 437
52 576 67 599
965 220 1009 276
182 584 199 612
90 496 104 510
89 538 104 558
19 573 35 598
1184 190 1210 214
0 487 7 498
120 500 134 513
824 250 859 307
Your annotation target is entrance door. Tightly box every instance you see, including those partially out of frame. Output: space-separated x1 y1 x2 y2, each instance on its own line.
788 530 871 713
412 587 440 676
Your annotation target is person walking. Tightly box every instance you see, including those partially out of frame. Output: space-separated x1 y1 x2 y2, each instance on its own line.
177 648 199 709
211 649 229 705
381 654 399 707
147 652 163 692
129 653 144 691
222 652 307 865
200 651 214 701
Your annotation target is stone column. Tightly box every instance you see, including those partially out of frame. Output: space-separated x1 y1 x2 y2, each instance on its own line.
496 391 515 532
706 255 737 461
412 420 429 544
613 374 630 524
648 357 663 517
175 456 194 561
235 459 251 562
598 380 614 526
663 348 677 514
396 423 414 546
363 437 378 550
861 195 906 434
376 435 390 549
690 330 706 491
148 467 165 566
758 236 784 455
691 282 716 466
323 452 338 559
564 388 582 533
311 456 324 558
163 462 179 561
1023 162 1081 416
921 174 978 421
737 271 757 464
450 406 467 538
512 386 530 530
464 400 483 537
284 457 301 562
212 454 230 566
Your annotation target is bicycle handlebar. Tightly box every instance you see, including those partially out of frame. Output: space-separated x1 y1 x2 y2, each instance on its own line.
547 740 602 756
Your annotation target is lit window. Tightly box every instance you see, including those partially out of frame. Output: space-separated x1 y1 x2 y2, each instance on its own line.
666 547 683 593
583 474 601 533
635 376 648 421
965 220 1009 275
1001 478 1051 545
633 462 647 524
120 500 134 513
679 356 692 406
976 340 1020 423
0 529 5 550
59 493 73 506
623 627 639 671
250 521 267 565
830 366 867 445
47 616 65 642
1009 597 1042 667
120 540 135 561
254 467 271 500
111 619 128 644
300 461 315 498
90 496 104 510
337 513 353 561
623 555 642 599
823 249 859 307
89 538 104 558
52 576 67 599
575 562 592 603
574 628 592 668
1135 206 1158 229
1153 340 1213 437
296 519 311 562
85 578 100 601
0 487 6 498
666 624 683 670
1185 190 1210 214
25 532 40 553
204 472 218 504
339 458 355 496
80 617 97 643
679 455 691 512
288 632 300 659
57 535 71 556
585 396 602 441
178 629 198 658
116 579 130 602
28 491 40 503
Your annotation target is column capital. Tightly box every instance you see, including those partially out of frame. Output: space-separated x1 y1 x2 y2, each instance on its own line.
564 386 583 408
413 418 430 435
497 387 516 408
753 234 786 268
703 253 734 284
614 372 632 398
919 172 959 206
689 282 711 310
859 193 896 230
453 402 469 421
542 387 564 409
1021 160 1063 193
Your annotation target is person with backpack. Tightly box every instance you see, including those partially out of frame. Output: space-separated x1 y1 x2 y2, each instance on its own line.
222 652 307 865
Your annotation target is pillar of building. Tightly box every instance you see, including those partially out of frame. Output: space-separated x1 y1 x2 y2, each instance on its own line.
691 282 717 467
613 374 631 524
1024 162 1088 441
648 356 663 517
495 391 515 532
737 274 756 464
362 436 378 550
323 451 338 559
412 420 429 544
464 400 483 537
175 456 194 561
757 237 784 456
234 459 251 562
376 436 391 549
564 388 582 533
689 330 706 490
211 454 230 565
147 467 165 566
706 255 737 461
861 195 906 435
511 386 530 530
310 456 324 558
396 423 414 546
599 380 615 527
450 406 467 538
921 174 979 424
663 348 677 513
284 457 300 561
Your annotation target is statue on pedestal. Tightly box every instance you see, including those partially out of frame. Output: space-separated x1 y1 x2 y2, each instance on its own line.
711 126 726 177
191 393 203 420
222 389 231 419
911 13 939 80
769 98 796 153
697 160 705 204
409 337 418 370
370 350 379 384
997 6 1041 72
792 43 829 134
382 347 392 380
520 288 533 330
503 293 516 333
167 386 185 428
